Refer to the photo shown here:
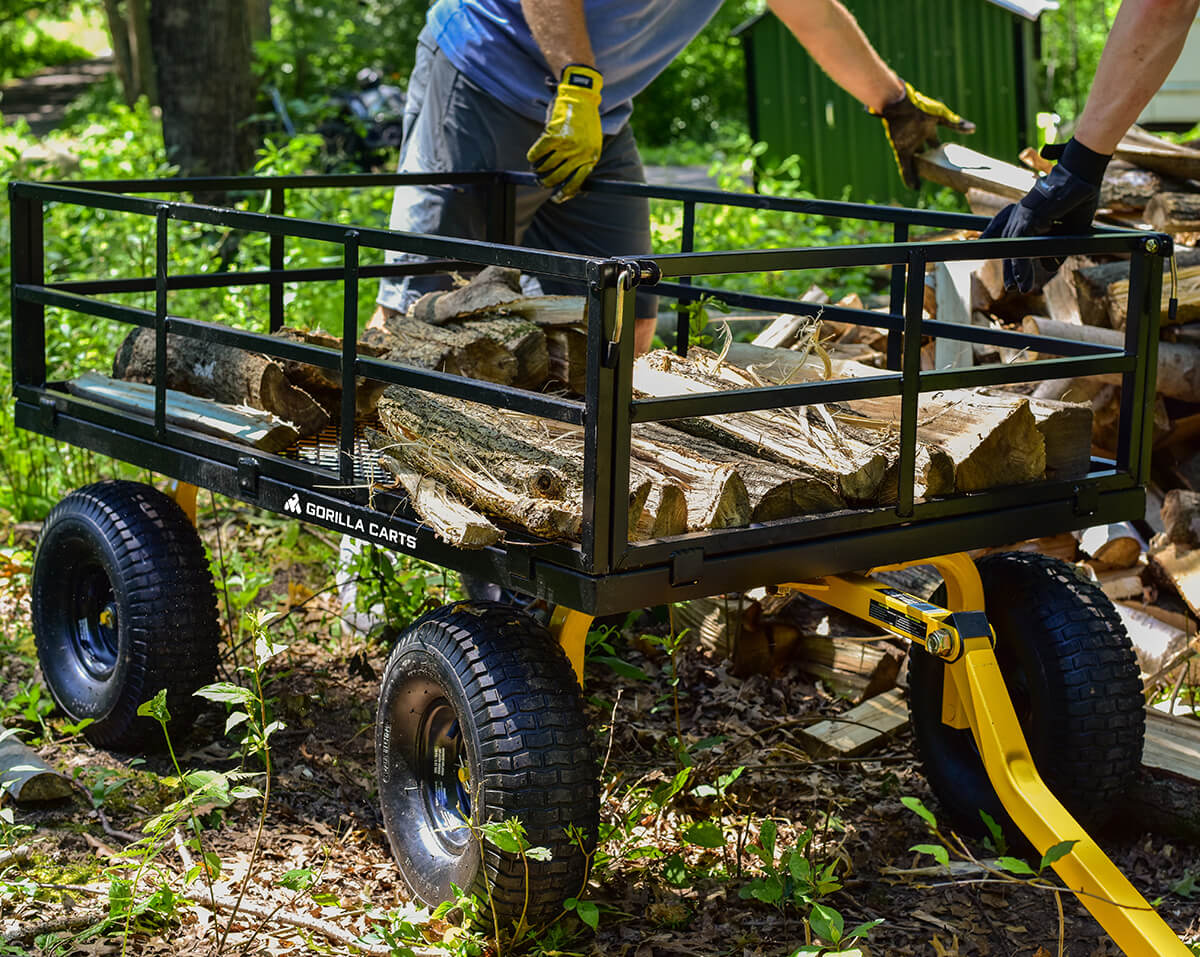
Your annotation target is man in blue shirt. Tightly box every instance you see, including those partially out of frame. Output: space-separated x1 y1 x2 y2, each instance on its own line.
373 0 974 351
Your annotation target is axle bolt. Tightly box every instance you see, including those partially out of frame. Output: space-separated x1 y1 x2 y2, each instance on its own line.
1145 238 1160 255
926 628 953 657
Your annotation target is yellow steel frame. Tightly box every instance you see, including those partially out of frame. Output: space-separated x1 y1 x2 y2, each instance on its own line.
546 550 1189 954
167 480 199 526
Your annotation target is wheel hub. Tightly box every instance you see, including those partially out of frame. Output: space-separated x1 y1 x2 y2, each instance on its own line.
419 702 471 850
70 564 119 679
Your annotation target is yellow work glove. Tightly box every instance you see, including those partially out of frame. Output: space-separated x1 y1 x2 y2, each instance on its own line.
873 81 975 190
527 64 603 202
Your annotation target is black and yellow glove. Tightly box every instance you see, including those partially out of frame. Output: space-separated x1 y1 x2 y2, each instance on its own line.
874 81 976 189
527 64 603 202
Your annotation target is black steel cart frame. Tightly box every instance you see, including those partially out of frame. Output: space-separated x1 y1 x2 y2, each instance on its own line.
8 171 1169 616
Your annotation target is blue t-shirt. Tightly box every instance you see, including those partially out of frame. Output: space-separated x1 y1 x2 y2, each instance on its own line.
425 0 725 134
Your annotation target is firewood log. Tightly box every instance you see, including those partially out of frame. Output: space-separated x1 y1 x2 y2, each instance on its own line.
713 342 1053 493
273 327 389 419
112 327 328 435
1145 193 1200 235
1023 315 1200 403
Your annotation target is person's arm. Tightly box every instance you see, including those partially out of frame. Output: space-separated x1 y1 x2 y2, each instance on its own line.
521 0 595 76
766 0 974 189
766 0 902 111
1074 0 1200 153
983 0 1200 292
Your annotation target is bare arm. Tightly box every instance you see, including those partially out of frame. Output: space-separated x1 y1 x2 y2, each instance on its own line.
1074 0 1200 153
521 0 595 76
766 0 904 112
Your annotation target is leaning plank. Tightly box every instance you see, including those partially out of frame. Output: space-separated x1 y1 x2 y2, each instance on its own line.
914 143 1037 201
1023 315 1200 403
369 442 502 549
1114 139 1200 181
113 328 328 436
68 372 300 452
633 350 889 504
798 688 909 757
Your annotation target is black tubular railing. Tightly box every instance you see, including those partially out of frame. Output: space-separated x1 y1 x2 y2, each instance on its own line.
7 171 1170 590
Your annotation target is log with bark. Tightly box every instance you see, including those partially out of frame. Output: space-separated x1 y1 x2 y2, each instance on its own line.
272 326 389 419
1022 315 1200 403
1070 248 1200 329
1114 127 1200 182
371 385 753 543
1145 193 1200 235
112 327 329 435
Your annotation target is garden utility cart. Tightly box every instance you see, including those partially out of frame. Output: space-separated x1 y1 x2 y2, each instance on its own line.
7 170 1190 955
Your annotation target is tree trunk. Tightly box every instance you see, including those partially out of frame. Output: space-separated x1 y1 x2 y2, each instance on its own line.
100 0 137 106
113 327 328 435
149 0 257 177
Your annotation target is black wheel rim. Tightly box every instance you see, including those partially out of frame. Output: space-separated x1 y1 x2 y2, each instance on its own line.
68 556 119 679
415 690 472 851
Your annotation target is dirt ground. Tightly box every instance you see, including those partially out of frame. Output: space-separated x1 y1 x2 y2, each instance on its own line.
2 505 1199 957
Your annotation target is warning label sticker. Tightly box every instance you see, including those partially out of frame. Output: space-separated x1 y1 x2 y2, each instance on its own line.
868 598 927 640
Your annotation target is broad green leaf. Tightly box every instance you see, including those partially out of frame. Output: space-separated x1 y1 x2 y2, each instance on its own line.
593 655 650 682
1040 839 1078 872
662 854 690 887
569 898 599 930
312 891 341 906
998 856 1036 876
809 902 844 943
278 868 315 892
900 795 937 830
747 879 784 905
758 819 777 860
910 843 949 869
137 689 170 724
788 851 812 883
682 820 725 849
847 918 884 939
225 711 250 735
195 682 254 705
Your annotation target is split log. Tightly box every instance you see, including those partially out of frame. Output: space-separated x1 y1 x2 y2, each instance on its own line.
1114 601 1188 679
459 316 549 391
67 372 300 452
369 440 502 549
1106 263 1200 329
272 327 389 419
1071 249 1200 329
798 688 909 756
1147 542 1200 620
629 431 750 531
1126 766 1200 844
1078 522 1143 571
716 342 1056 493
409 264 522 323
636 423 845 520
1023 315 1200 403
112 328 328 435
751 286 829 348
373 388 583 539
1145 192 1200 234
1100 161 1182 213
1114 131 1200 182
633 350 889 504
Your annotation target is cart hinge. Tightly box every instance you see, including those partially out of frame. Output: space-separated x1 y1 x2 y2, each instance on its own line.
237 456 260 498
37 394 58 430
1072 483 1099 518
669 547 704 587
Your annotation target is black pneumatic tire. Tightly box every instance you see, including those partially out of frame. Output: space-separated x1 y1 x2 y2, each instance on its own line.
908 551 1144 834
32 481 221 751
376 601 598 925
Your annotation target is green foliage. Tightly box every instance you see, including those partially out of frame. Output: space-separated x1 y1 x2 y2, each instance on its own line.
1037 0 1123 128
0 3 93 84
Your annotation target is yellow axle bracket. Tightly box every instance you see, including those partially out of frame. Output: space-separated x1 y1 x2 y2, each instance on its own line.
168 480 199 526
549 607 592 688
787 554 1190 957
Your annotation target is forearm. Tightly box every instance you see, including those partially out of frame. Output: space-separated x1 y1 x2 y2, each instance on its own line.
766 0 903 112
1074 0 1200 153
521 0 595 76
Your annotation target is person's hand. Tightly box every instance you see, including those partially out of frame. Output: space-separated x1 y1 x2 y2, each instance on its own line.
527 64 603 202
875 81 975 189
980 137 1110 292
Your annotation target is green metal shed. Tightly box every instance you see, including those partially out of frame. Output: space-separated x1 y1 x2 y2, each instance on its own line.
734 0 1057 202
